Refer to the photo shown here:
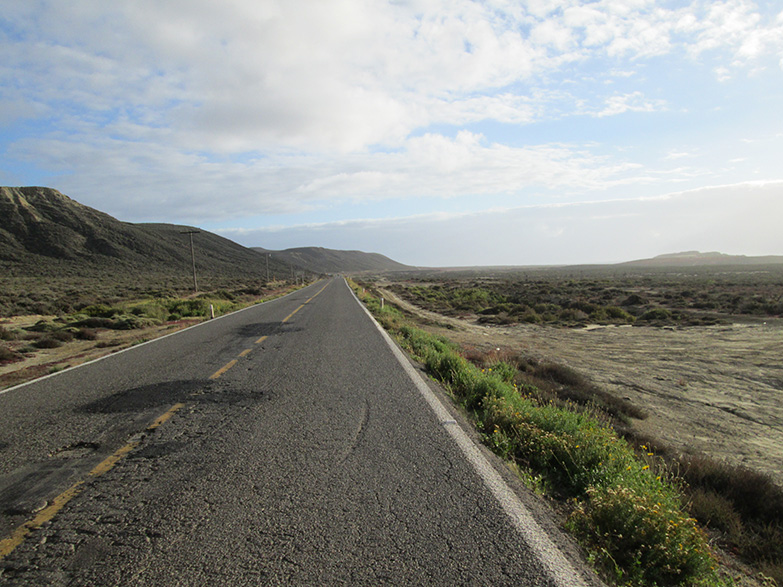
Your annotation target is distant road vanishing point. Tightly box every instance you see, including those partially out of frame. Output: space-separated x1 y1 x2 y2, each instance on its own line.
0 277 598 586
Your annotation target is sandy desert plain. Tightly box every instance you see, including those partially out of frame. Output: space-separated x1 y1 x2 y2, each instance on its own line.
377 267 783 488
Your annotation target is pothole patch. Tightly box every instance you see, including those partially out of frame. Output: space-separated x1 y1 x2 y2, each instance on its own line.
50 441 100 459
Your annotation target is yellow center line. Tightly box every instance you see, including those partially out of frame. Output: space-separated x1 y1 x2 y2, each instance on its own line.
146 402 186 431
282 305 304 323
0 480 86 558
306 283 329 303
209 359 237 379
0 402 186 560
88 440 142 477
238 348 252 357
255 335 268 344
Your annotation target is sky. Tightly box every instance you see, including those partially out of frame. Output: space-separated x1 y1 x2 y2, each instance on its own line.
1 0 782 266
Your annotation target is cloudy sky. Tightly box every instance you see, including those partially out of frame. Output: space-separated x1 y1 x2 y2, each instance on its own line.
2 1 782 266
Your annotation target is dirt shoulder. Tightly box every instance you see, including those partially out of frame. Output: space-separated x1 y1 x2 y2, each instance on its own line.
379 287 783 487
0 315 202 390
0 283 304 391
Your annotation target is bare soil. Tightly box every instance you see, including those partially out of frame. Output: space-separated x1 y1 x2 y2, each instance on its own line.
379 287 783 487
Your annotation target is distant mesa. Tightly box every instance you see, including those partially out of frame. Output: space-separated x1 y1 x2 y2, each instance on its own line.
620 250 783 267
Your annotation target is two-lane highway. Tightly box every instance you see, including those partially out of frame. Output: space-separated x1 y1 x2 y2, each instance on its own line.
0 277 597 585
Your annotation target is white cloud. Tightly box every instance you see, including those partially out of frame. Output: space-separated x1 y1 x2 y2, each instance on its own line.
664 150 695 160
4 0 783 158
593 91 666 117
11 129 648 223
1 0 782 262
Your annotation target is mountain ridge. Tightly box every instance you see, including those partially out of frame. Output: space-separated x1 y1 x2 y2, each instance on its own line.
0 186 411 278
251 246 412 274
0 186 287 278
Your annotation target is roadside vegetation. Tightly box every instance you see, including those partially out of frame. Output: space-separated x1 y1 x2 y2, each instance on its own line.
389 267 783 328
351 278 782 586
0 277 303 388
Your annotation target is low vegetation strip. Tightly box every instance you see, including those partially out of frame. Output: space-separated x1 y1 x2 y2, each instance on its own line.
0 282 304 390
391 270 783 327
351 281 727 587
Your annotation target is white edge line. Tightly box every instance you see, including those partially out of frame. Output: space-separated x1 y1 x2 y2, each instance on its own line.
344 278 590 587
0 281 321 397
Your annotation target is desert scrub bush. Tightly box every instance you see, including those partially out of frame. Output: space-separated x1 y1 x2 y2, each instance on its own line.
79 303 123 318
558 308 589 324
421 338 714 585
605 305 634 322
32 336 62 349
129 301 169 322
0 345 19 361
27 319 60 332
72 316 116 329
165 298 237 318
568 486 713 586
0 326 22 341
638 308 672 323
75 328 98 341
111 315 159 330
50 329 74 343
677 455 783 584
198 289 235 301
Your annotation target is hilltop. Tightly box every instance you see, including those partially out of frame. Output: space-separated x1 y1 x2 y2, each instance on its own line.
252 246 412 274
0 187 413 279
0 186 291 279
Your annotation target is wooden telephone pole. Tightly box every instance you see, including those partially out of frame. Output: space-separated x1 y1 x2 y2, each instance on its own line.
180 230 200 293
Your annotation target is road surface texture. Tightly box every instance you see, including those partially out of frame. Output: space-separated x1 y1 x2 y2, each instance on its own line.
0 278 599 585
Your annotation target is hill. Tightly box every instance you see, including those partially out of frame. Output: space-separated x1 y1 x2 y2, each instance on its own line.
0 186 291 279
620 251 783 267
252 246 412 274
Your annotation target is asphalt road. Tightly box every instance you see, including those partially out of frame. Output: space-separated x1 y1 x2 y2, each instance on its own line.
0 277 598 585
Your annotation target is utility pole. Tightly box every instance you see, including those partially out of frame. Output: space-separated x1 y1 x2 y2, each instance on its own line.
180 230 200 293
266 253 270 283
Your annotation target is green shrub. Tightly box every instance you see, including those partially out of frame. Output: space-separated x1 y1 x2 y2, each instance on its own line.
33 337 62 349
111 314 159 330
0 345 18 361
165 299 210 317
558 308 589 323
0 326 20 341
639 308 672 322
73 317 115 329
27 319 59 332
164 298 237 318
488 361 517 383
50 329 74 342
129 301 169 321
80 304 122 318
75 328 98 341
605 306 635 323
568 486 713 585
520 310 542 323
